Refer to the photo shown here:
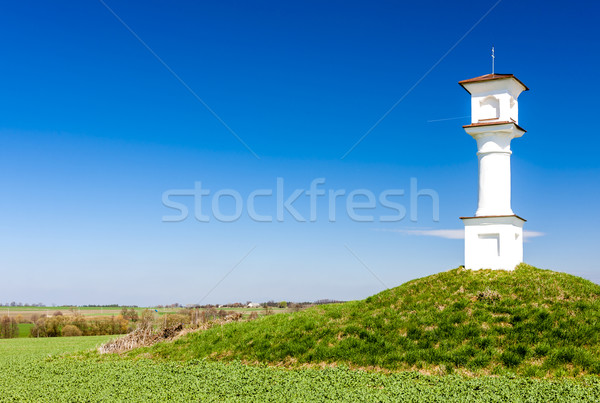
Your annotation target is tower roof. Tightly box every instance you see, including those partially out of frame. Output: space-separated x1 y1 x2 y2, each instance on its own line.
459 74 529 93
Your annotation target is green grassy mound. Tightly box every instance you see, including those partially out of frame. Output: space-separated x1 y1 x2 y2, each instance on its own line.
136 264 600 377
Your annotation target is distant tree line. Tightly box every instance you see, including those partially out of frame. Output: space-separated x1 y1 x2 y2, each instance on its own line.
81 304 137 308
1 302 45 307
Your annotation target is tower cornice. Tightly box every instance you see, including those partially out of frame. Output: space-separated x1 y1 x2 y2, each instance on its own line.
463 121 526 133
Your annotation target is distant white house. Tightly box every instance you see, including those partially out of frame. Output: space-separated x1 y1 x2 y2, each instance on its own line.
247 302 260 308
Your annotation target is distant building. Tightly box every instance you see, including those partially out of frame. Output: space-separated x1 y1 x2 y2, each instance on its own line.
247 302 260 308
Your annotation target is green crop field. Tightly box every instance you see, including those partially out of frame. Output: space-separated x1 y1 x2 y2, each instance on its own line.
1 332 600 401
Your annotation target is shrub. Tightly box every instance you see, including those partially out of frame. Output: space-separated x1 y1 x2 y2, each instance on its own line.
161 314 190 330
62 325 83 337
0 316 18 338
30 315 128 337
121 308 139 322
139 310 155 331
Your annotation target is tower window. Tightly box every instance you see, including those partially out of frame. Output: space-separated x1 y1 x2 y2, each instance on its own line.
479 96 499 121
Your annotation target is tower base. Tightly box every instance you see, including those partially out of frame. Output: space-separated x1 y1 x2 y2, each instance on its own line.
461 215 525 271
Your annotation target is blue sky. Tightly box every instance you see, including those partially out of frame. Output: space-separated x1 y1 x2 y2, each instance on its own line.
1 1 599 306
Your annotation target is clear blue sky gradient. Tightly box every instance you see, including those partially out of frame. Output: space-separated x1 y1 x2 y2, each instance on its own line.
1 1 599 305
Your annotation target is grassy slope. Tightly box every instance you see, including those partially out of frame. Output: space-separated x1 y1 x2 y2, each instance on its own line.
138 264 600 377
2 336 600 401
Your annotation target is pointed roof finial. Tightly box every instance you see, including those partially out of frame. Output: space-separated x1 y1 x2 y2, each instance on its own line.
491 46 495 75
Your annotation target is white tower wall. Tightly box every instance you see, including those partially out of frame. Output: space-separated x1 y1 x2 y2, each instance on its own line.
458 74 529 271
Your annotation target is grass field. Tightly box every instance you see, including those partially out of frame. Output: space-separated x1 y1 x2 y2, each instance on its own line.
1 336 600 402
17 323 33 338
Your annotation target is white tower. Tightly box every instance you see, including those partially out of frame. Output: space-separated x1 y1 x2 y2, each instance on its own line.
459 73 529 270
